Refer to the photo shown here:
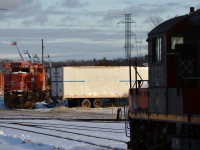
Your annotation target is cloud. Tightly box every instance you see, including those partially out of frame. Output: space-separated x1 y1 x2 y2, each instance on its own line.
0 27 125 61
102 3 169 22
1 0 195 61
0 0 24 9
62 0 88 8
21 14 48 26
0 0 38 10
0 0 42 21
101 2 188 34
165 2 179 7
34 14 48 25
102 1 187 23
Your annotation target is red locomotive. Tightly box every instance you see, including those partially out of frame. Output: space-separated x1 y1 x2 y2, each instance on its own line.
3 61 48 109
128 7 200 149
0 73 4 92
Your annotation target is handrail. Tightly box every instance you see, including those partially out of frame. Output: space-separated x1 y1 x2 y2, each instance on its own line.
124 101 130 137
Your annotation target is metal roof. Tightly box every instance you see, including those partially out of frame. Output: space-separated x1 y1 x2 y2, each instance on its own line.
148 15 188 35
188 13 200 26
149 10 200 36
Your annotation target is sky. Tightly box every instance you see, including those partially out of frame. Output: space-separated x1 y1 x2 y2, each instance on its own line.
0 0 199 61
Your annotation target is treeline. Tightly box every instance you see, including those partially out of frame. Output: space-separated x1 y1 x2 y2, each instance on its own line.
49 57 147 68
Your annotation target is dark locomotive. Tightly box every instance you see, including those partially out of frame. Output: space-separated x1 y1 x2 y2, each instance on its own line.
128 7 200 149
3 61 48 109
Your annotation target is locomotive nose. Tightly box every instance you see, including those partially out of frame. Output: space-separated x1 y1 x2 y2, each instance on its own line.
11 72 28 92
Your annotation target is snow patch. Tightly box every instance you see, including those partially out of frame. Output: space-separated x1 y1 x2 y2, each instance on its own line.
0 130 5 135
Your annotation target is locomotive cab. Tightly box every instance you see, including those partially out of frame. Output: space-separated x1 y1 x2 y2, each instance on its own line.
128 8 200 150
10 62 30 92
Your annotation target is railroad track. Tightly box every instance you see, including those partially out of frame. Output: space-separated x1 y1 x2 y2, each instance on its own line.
0 117 125 122
0 121 125 134
0 119 128 150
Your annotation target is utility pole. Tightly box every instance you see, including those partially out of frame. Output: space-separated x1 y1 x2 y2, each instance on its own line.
42 39 44 65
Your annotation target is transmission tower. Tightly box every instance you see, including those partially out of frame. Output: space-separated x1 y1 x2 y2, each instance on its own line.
118 14 136 60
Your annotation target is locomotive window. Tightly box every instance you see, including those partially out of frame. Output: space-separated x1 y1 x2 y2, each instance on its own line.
12 68 20 72
22 64 29 68
38 68 43 74
152 37 162 62
12 64 20 72
21 64 29 72
0 66 3 73
171 36 183 49
21 68 29 72
12 64 19 68
5 68 10 75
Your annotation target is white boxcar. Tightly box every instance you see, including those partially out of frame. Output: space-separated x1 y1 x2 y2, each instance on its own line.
51 66 148 107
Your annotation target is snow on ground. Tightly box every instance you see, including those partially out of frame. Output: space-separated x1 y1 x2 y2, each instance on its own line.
0 120 129 150
0 131 53 150
0 96 129 149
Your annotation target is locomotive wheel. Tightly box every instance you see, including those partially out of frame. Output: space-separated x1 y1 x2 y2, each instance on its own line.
81 99 91 108
23 101 35 109
4 98 16 109
93 99 102 108
4 99 9 108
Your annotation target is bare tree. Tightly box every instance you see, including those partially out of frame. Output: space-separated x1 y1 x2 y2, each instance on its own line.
146 16 163 32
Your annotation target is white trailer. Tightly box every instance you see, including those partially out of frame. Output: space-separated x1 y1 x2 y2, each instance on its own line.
51 66 148 107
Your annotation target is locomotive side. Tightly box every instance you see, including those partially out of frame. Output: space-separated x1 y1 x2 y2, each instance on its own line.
128 8 200 149
3 61 47 109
